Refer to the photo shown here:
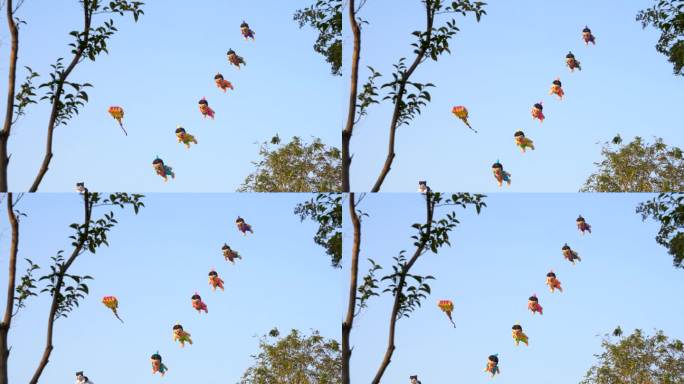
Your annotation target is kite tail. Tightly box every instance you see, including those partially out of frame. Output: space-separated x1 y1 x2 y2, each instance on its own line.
113 309 124 323
447 312 456 328
464 120 477 133
118 120 128 136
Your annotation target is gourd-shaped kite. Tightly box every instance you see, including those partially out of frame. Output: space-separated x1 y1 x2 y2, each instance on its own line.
172 323 193 347
150 352 168 376
152 157 175 182
566 52 582 72
175 126 198 149
550 78 564 99
514 131 535 153
214 73 234 93
531 102 545 122
437 300 456 328
418 181 430 194
236 216 253 235
484 354 500 377
222 243 242 263
582 26 596 45
208 269 225 291
546 271 563 293
227 49 246 69
198 97 215 119
191 292 208 314
576 215 592 234
101 296 124 323
107 106 128 135
527 294 543 315
511 323 529 346
562 243 582 265
451 106 477 132
492 161 511 187
240 21 255 40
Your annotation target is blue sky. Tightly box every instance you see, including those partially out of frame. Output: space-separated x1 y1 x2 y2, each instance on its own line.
345 193 684 383
0 0 341 192
345 0 684 192
0 193 341 383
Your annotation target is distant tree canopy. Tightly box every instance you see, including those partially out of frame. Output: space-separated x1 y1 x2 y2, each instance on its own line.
581 136 684 192
240 328 341 384
637 193 684 269
239 136 341 192
581 328 684 384
294 0 342 76
637 0 684 76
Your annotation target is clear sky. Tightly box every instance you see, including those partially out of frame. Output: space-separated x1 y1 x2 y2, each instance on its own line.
344 193 684 383
345 0 684 192
0 0 342 192
0 193 341 383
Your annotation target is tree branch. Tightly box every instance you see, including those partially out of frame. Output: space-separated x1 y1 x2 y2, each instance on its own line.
342 192 362 384
342 0 362 192
0 193 19 384
0 0 20 191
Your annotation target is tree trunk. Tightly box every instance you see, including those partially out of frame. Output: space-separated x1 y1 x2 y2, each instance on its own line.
1 0 19 192
0 193 20 384
342 0 361 193
342 193 361 384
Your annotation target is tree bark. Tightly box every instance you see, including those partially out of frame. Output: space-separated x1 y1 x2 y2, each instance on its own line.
342 0 362 192
342 192 362 384
0 193 19 384
0 0 20 192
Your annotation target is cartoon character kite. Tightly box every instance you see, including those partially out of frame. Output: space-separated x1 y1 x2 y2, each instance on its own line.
222 243 242 263
151 352 168 376
107 106 128 135
175 126 198 149
236 217 253 235
582 26 596 45
528 294 543 315
76 182 86 194
102 296 124 323
562 243 582 265
492 161 511 187
198 97 215 119
566 52 582 72
514 131 535 153
214 73 234 93
550 78 564 99
512 323 529 346
418 180 430 194
409 375 422 384
451 106 477 132
484 354 500 377
191 293 208 314
208 269 225 291
152 157 175 182
531 102 545 122
576 215 592 234
546 271 563 293
227 49 246 69
438 299 456 328
240 21 255 40
172 323 193 347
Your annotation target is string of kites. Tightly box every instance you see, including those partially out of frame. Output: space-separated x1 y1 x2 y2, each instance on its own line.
106 22 256 183
100 216 254 377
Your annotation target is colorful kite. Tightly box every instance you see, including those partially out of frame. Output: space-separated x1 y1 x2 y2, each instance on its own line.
566 52 582 72
418 180 430 194
550 78 565 99
451 106 477 132
101 296 124 323
175 126 198 149
75 182 86 194
582 26 596 45
562 243 582 265
107 106 128 135
576 215 592 234
172 323 193 347
208 269 225 291
240 21 255 40
492 161 511 187
512 323 529 346
222 243 242 263
528 294 543 315
236 217 253 235
198 97 215 119
485 354 500 377
227 49 246 69
214 73 234 93
531 102 545 122
514 131 535 153
152 157 175 182
438 300 456 328
546 271 563 293
150 352 168 376
191 293 208 314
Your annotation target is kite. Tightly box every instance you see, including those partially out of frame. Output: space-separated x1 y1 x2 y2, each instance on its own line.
75 371 93 384
492 161 511 187
236 216 253 235
546 271 563 293
75 182 86 194
576 215 592 234
550 78 565 99
240 21 255 40
512 323 529 346
409 375 422 384
582 26 596 45
514 131 535 153
172 323 193 347
227 49 246 69
528 294 543 315
152 157 175 182
214 73 234 93
175 126 198 149
150 352 168 377
198 97 215 119
191 293 208 314
418 181 430 194
222 243 243 263
101 296 124 323
484 354 500 377
566 52 582 72
107 106 128 135
208 269 225 291
562 243 582 265
531 102 545 122
451 106 477 132
438 300 456 328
